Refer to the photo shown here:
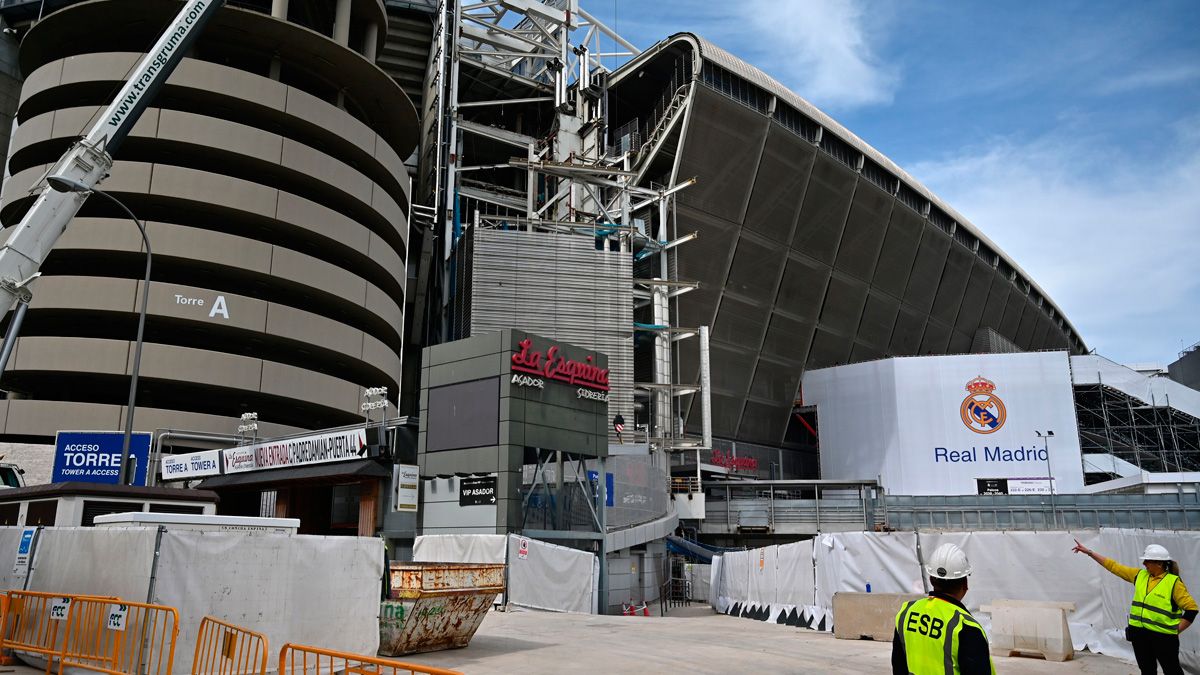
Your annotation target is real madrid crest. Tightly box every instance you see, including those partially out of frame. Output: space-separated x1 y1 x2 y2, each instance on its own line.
960 376 1005 434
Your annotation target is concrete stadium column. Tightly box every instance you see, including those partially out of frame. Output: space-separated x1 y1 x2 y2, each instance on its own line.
333 0 352 46
363 21 379 63
270 0 288 19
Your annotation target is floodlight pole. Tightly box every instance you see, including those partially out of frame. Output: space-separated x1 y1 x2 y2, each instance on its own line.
1036 430 1056 529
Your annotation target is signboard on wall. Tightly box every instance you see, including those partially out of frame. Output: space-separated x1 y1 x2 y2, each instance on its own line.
805 352 1084 496
12 526 37 574
160 449 222 480
393 465 419 512
52 431 151 486
459 476 497 506
222 428 369 474
587 470 615 507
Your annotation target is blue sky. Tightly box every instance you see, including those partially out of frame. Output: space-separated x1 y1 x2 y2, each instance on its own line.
589 0 1200 367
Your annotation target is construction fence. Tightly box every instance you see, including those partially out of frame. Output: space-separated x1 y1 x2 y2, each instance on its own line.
0 591 458 675
711 528 1200 671
413 534 596 614
0 526 383 674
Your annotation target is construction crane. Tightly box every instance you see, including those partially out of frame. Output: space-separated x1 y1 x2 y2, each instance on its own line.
0 0 225 346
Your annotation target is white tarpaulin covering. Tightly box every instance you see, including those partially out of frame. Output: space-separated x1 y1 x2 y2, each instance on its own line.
23 528 160 599
805 352 1085 495
155 530 382 670
1 526 383 674
412 534 597 614
746 545 777 607
712 529 1200 670
685 563 711 602
775 540 815 608
506 535 595 614
413 533 507 563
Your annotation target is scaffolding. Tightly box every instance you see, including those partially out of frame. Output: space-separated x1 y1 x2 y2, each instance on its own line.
419 0 710 458
413 0 716 613
1074 381 1200 477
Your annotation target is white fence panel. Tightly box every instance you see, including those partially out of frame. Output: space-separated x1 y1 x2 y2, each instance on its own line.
505 534 594 613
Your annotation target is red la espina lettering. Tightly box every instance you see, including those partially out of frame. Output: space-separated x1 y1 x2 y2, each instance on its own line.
512 338 610 391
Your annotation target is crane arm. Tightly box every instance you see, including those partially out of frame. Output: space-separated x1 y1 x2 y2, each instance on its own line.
0 0 225 311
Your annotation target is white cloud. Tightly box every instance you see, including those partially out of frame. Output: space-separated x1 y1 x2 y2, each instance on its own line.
910 126 1200 365
1096 63 1200 95
739 0 899 109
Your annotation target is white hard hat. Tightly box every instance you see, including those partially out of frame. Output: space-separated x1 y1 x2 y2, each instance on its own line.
926 543 972 580
1141 544 1171 562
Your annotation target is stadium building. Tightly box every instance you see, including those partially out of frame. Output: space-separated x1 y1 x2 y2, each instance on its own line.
1 0 1198 618
0 0 414 441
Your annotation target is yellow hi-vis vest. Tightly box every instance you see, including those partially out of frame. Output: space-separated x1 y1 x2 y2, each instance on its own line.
895 597 996 675
1130 570 1182 635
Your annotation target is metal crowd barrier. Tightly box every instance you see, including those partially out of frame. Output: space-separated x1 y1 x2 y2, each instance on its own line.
278 643 462 675
2 591 119 675
192 616 268 675
59 598 179 675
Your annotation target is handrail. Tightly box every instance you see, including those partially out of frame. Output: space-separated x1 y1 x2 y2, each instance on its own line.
634 85 690 159
658 576 691 616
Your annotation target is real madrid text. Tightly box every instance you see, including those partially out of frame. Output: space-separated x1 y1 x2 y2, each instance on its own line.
933 446 1049 463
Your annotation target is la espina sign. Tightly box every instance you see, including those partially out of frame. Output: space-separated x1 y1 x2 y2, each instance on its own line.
511 338 609 391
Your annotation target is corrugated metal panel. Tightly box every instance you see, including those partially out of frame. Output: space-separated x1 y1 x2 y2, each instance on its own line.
465 229 634 439
626 33 1080 351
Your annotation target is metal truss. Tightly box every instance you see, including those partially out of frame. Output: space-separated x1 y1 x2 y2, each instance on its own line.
1074 383 1200 475
424 0 712 462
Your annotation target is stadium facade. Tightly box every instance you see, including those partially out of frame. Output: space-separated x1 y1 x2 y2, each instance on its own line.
416 24 1086 482
0 2 1086 472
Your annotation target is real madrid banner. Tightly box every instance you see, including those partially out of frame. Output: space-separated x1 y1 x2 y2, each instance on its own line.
803 351 1085 496
222 428 370 474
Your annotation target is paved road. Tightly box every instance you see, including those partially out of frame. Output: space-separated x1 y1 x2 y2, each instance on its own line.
401 606 1135 674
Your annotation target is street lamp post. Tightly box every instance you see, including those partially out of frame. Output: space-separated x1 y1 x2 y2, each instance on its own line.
1036 430 1056 529
47 176 150 486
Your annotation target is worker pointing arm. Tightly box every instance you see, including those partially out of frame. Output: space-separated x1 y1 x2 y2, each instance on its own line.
1073 539 1196 675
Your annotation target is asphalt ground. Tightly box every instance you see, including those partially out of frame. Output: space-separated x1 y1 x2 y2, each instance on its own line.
401 605 1137 674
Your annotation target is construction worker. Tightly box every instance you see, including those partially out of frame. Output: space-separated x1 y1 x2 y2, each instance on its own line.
1072 539 1196 675
892 543 994 675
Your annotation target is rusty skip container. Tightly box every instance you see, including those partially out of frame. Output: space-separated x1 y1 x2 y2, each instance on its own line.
379 562 506 656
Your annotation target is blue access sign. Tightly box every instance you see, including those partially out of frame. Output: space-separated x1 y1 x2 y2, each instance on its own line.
52 431 152 486
587 470 615 507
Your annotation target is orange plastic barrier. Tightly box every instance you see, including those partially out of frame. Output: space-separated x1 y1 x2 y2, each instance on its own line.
2 591 119 674
59 598 179 675
278 643 462 675
0 593 12 665
192 616 268 675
